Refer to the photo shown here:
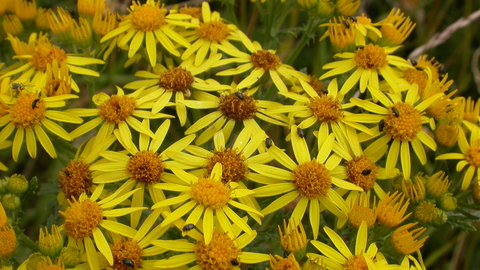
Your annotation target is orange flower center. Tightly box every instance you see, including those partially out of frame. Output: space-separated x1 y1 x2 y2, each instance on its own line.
196 21 231 42
251 50 281 70
98 95 137 123
466 146 480 168
110 238 144 270
218 92 257 121
309 95 343 123
190 177 231 209
349 205 376 229
159 67 194 97
206 148 248 184
345 155 378 191
384 102 423 142
10 92 46 128
60 198 103 239
195 230 240 270
126 150 165 183
129 1 166 32
30 41 68 72
354 44 388 70
292 159 331 199
60 158 93 200
344 255 368 270
0 225 16 257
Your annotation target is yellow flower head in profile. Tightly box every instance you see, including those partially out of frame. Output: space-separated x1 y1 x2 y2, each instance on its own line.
390 223 427 255
14 0 37 21
77 0 105 18
376 191 411 227
1 33 104 81
100 0 193 67
0 224 16 258
436 127 480 190
319 17 355 52
378 8 416 46
2 15 23 36
267 254 301 270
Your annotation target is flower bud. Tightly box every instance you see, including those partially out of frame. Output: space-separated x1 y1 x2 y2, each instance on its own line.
39 225 64 257
0 178 8 194
6 174 29 195
26 253 46 270
437 193 457 211
431 209 448 227
1 194 21 211
59 246 81 268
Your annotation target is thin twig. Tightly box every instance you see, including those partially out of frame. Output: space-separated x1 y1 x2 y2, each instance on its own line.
408 9 480 59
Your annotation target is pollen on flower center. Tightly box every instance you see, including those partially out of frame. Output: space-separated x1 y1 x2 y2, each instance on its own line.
60 198 103 240
159 67 194 96
10 92 46 128
345 156 378 191
349 205 376 229
251 50 281 70
126 150 164 183
190 177 231 209
129 1 166 32
195 230 240 270
60 158 93 200
30 41 68 72
466 146 480 168
292 159 332 199
344 255 368 270
98 95 137 123
354 44 388 69
384 102 423 142
309 96 343 123
196 21 231 42
110 238 144 270
403 68 427 91
206 148 249 184
218 92 257 121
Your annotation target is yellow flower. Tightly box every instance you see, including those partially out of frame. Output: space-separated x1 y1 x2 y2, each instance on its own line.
376 191 411 227
181 2 241 66
59 191 146 270
77 0 105 18
123 56 227 126
151 220 270 269
377 8 416 46
350 84 442 179
180 86 289 145
252 125 362 239
0 224 16 258
278 219 308 260
390 223 427 255
152 161 263 245
267 254 301 270
319 17 355 52
2 15 23 36
68 86 173 148
1 33 104 81
309 221 399 270
100 0 193 67
214 31 309 92
14 0 37 21
268 78 373 138
57 135 116 210
166 127 271 224
0 85 82 161
320 43 411 95
90 119 195 228
436 127 480 190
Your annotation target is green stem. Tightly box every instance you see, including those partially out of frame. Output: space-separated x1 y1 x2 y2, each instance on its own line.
19 233 40 252
285 16 321 65
51 135 78 155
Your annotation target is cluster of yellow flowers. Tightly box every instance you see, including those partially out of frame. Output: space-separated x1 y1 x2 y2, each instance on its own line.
0 0 479 269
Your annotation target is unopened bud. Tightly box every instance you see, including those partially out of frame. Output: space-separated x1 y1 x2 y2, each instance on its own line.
1 194 21 211
6 174 29 195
